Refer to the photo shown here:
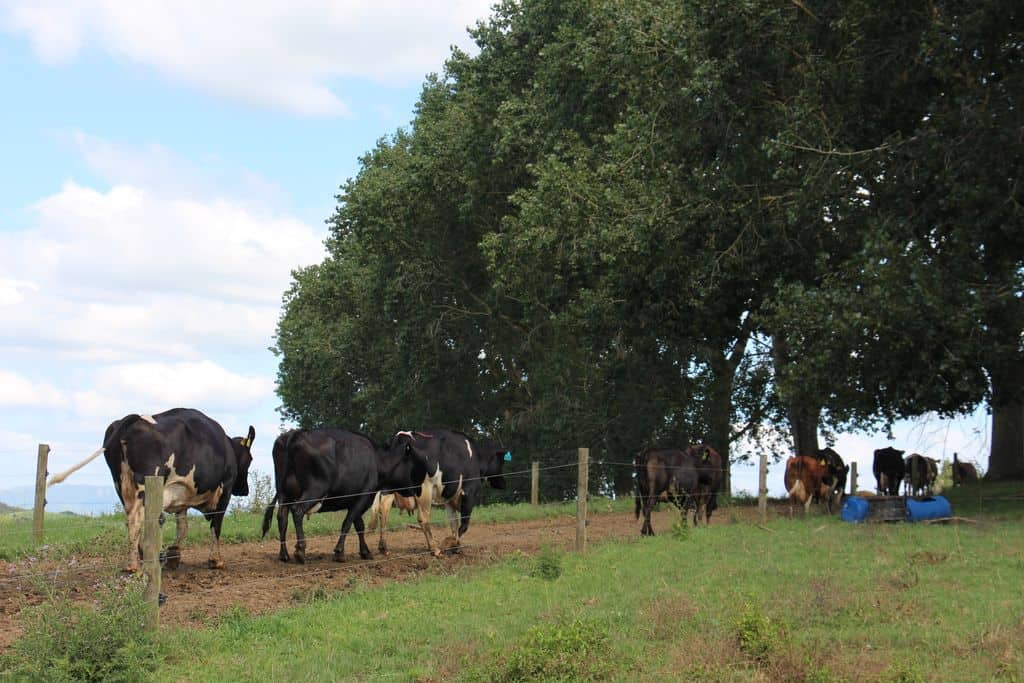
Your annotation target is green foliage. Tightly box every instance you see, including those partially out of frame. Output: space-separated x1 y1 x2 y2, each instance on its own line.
273 0 1023 489
669 520 692 541
493 618 612 682
734 602 780 662
3 577 162 682
233 470 275 515
529 545 563 580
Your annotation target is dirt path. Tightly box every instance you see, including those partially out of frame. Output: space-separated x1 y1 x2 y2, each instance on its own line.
0 504 774 648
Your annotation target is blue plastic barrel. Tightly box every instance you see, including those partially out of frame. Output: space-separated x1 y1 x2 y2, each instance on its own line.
905 496 952 522
841 496 870 523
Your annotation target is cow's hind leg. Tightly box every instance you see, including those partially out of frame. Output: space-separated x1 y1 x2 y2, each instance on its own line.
165 511 187 569
206 508 226 570
641 495 656 536
292 506 308 564
277 502 291 562
377 493 395 556
415 492 440 558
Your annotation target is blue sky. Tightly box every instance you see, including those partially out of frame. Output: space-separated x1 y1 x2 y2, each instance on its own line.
0 1 991 510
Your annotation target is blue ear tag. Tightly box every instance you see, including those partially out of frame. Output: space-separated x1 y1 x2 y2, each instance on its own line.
504 451 512 462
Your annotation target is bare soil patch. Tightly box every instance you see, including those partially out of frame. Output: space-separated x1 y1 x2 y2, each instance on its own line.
0 503 774 649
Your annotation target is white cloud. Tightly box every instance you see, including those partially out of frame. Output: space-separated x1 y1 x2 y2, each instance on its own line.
72 360 274 418
1 0 496 116
0 369 68 408
0 179 324 360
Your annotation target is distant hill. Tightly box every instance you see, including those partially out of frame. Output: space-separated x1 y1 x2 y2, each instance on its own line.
0 502 24 514
0 484 117 515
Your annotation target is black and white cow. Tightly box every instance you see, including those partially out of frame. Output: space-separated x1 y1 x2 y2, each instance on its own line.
48 408 254 573
816 447 849 510
260 428 426 564
375 429 507 557
873 446 906 496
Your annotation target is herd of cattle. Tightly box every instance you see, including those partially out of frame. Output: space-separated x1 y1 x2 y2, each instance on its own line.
46 408 982 571
47 408 508 572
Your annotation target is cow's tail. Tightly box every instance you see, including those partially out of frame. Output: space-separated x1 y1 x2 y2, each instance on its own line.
47 447 105 487
367 491 383 532
634 455 643 519
260 493 279 538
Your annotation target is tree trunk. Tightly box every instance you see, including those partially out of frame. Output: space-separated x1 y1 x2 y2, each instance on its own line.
788 403 821 456
987 359 1024 480
707 352 736 496
772 333 821 455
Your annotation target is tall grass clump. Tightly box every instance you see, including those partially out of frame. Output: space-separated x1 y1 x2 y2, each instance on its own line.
2 576 163 682
491 618 612 682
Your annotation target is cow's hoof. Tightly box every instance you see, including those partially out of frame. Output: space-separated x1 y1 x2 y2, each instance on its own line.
278 551 291 563
359 549 372 560
122 565 139 575
164 546 181 570
208 558 225 570
378 544 388 555
431 549 443 559
441 536 460 555
332 551 345 563
294 551 306 565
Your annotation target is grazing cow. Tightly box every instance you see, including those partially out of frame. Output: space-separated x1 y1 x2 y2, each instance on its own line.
952 452 979 486
261 428 426 564
873 447 906 496
47 408 254 573
784 455 832 514
816 447 849 510
904 453 937 496
375 429 507 557
634 445 721 534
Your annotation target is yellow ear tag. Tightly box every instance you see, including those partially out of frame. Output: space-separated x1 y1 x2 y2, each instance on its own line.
819 459 826 466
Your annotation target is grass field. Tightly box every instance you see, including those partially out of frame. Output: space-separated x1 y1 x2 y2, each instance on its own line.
157 495 1024 681
3 483 1022 681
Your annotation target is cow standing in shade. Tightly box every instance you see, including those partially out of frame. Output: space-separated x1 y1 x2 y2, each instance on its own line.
904 453 938 496
873 447 906 496
634 444 721 534
47 408 254 573
375 429 507 557
815 447 849 511
784 455 832 514
952 452 979 486
261 428 426 564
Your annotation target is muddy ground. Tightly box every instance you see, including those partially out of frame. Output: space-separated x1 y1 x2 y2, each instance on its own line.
0 503 779 649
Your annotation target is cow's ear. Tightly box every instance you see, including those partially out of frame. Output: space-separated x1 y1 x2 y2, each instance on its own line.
702 448 710 461
247 426 255 447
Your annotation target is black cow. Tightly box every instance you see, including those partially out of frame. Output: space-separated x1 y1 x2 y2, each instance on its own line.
952 452 979 487
378 429 507 557
904 453 938 496
260 428 426 564
816 447 849 511
873 446 906 496
635 445 721 535
48 408 254 573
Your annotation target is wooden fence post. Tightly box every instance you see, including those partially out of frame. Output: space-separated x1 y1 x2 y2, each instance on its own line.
143 475 163 632
576 448 588 552
531 461 539 505
850 462 858 495
33 444 49 544
758 451 768 524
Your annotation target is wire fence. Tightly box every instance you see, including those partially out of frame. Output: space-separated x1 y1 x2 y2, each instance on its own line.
0 444 1018 638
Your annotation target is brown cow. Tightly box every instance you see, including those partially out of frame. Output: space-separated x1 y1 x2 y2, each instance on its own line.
634 444 722 535
952 452 979 486
784 455 832 514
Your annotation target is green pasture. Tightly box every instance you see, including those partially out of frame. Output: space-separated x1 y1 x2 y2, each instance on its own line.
3 483 1023 681
153 486 1024 682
